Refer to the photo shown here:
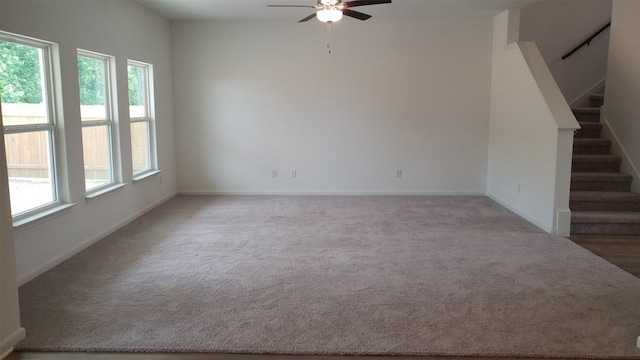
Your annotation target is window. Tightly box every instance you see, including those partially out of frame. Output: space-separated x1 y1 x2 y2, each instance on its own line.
127 61 155 178
1 34 61 218
77 51 116 193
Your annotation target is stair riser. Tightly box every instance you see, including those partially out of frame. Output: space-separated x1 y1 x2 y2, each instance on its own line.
590 99 604 107
571 223 640 235
572 162 621 172
570 201 640 211
573 144 611 155
574 129 602 138
570 181 631 192
574 112 600 122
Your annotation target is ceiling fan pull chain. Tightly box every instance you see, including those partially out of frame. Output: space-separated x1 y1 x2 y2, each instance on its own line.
326 22 332 54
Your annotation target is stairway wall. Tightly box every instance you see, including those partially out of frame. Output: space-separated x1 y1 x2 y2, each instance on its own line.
487 10 579 235
519 0 612 105
603 0 640 193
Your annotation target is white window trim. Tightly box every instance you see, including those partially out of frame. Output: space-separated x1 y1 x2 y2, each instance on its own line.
127 60 157 178
1 32 65 225
13 203 76 231
77 50 120 196
85 182 127 202
133 169 161 183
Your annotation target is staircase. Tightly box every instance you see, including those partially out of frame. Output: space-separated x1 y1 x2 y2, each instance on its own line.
570 94 640 235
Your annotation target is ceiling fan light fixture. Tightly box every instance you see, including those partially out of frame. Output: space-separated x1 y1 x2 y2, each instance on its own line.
317 8 343 22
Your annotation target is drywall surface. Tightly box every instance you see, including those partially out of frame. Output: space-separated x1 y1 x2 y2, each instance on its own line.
520 0 611 105
172 18 492 194
0 6 24 359
487 10 579 234
1 0 177 282
603 0 640 193
0 107 25 359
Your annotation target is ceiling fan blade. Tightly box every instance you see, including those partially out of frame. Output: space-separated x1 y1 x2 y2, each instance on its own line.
267 4 318 8
298 13 318 22
343 0 391 8
342 9 372 20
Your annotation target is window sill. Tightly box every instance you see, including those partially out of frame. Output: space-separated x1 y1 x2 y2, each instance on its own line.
133 169 161 184
86 183 127 202
13 203 77 231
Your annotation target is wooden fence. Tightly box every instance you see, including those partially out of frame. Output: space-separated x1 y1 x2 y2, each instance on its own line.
3 103 147 179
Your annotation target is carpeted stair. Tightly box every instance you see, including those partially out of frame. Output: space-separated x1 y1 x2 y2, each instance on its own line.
570 94 640 235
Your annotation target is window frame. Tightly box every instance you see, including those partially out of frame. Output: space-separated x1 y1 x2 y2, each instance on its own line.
77 49 119 195
1 32 63 223
127 60 156 180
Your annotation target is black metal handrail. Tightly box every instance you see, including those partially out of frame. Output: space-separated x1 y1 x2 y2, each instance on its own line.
562 21 611 60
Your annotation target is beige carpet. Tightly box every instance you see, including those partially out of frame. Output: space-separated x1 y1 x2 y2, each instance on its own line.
16 196 640 358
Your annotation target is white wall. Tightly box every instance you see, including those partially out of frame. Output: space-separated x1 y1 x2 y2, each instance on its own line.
487 10 579 234
172 18 493 195
0 0 177 283
0 106 25 359
602 0 640 193
1 3 27 357
520 0 612 105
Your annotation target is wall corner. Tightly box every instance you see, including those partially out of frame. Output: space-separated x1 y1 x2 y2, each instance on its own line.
493 9 521 49
507 9 520 44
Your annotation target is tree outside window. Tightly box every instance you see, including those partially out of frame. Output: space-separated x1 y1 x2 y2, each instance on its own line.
1 36 59 217
127 61 155 177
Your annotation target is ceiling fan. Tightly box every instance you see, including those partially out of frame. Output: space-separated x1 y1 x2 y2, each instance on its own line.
268 0 392 23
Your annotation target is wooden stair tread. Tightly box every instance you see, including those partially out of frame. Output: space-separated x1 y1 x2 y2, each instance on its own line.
572 154 621 162
571 172 632 181
570 191 640 202
573 154 620 159
572 211 640 224
578 122 602 129
573 138 611 145
573 107 602 113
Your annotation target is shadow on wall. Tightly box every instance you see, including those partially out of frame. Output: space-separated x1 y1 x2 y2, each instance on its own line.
519 0 612 106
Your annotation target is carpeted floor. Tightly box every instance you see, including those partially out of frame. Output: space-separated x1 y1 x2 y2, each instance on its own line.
16 196 640 358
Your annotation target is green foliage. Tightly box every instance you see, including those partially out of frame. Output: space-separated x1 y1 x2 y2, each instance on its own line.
77 55 105 106
0 41 43 104
1 40 146 107
128 65 145 106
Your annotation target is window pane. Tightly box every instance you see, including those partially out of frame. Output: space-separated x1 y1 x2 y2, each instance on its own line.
127 65 146 118
77 55 107 121
0 41 49 126
82 125 112 191
131 121 150 174
4 131 56 215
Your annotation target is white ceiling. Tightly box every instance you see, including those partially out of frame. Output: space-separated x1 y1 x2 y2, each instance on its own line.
133 0 536 21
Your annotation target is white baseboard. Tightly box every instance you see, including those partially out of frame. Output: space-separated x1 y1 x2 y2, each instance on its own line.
486 193 553 234
18 192 177 286
569 77 606 108
0 328 25 359
601 115 640 193
178 190 486 196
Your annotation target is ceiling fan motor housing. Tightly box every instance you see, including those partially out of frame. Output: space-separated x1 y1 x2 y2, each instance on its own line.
268 0 391 23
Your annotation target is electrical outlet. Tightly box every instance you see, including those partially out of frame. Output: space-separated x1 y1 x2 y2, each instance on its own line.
517 183 521 193
291 170 296 178
396 169 402 178
272 170 278 178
